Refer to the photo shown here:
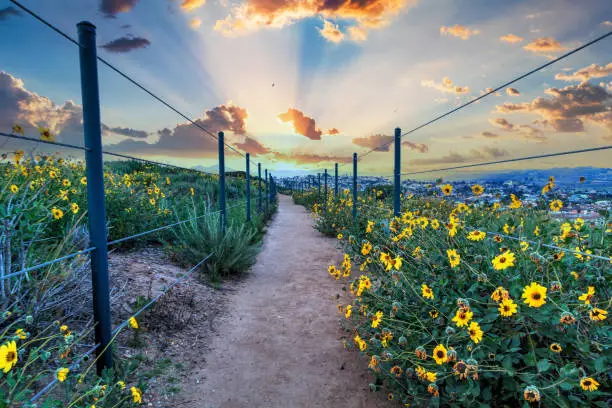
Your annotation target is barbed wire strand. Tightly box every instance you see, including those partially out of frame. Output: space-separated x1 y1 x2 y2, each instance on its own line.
348 30 612 164
102 150 215 175
0 131 89 152
1 247 96 281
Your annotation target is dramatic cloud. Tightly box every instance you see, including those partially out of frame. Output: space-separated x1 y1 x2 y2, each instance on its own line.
523 37 564 54
495 82 612 133
554 63 612 83
352 134 393 151
318 20 345 43
327 128 340 135
180 0 206 12
480 131 499 138
278 108 327 141
440 24 480 40
234 137 271 156
0 6 21 20
500 33 523 43
100 0 139 17
214 0 416 42
506 87 520 96
402 140 428 153
101 36 151 53
408 147 508 166
107 103 249 157
190 18 202 29
101 124 148 139
421 77 470 94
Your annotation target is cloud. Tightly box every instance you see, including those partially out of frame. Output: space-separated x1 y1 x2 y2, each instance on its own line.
106 102 249 157
234 137 271 156
440 24 480 40
101 36 151 53
489 117 546 141
402 140 428 153
100 0 139 17
408 147 508 166
495 82 612 133
481 87 501 96
190 18 202 29
271 151 352 165
0 6 21 20
489 117 515 131
318 20 345 43
602 21 612 26
480 131 499 138
523 37 564 54
327 128 340 135
213 0 416 42
180 0 206 12
554 63 612 83
101 124 148 139
506 87 520 96
421 77 470 94
352 134 393 151
500 33 523 43
277 108 325 140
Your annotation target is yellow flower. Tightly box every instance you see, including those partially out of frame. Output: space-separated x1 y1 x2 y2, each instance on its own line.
70 203 79 214
190 187 195 196
131 386 143 403
129 316 139 329
354 334 367 351
549 199 563 212
149 198 156 205
467 230 486 241
580 377 599 392
432 344 448 365
337 233 343 240
51 207 64 220
522 282 547 308
361 242 372 256
499 298 518 317
62 179 71 187
471 184 484 195
366 220 375 233
425 371 437 382
117 380 126 389
441 184 453 196
491 251 516 270
503 224 515 234
421 284 434 300
534 226 540 236
431 219 440 229
589 308 607 321
345 305 352 318
39 127 55 142
15 329 27 340
578 286 595 305
80 177 87 185
0 341 18 373
56 367 69 382
570 271 579 280
447 249 460 268
452 309 473 327
549 343 562 353
12 124 24 136
372 311 383 328
490 286 509 303
468 321 483 344
520 241 529 251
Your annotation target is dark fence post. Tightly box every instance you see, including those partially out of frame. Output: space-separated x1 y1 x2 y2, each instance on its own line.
334 163 338 196
352 153 357 224
246 153 251 222
265 169 268 213
218 132 226 232
394 127 401 217
324 169 328 212
318 173 321 202
77 21 112 373
258 163 262 213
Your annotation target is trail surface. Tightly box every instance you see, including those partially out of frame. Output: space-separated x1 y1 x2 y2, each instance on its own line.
177 195 390 408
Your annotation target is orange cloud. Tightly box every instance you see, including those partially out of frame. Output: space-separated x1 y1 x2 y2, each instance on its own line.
190 18 202 28
318 20 345 43
327 128 340 135
278 108 323 140
480 131 498 138
440 24 480 40
403 140 428 153
523 37 564 54
352 134 393 151
234 137 271 156
214 0 415 42
554 63 612 83
421 77 470 94
506 87 520 96
500 33 523 43
181 0 206 12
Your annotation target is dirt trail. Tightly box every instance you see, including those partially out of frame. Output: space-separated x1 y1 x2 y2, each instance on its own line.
176 195 391 408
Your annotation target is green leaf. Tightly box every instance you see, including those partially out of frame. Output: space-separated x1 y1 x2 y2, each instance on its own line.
537 358 550 372
594 356 605 372
559 381 573 391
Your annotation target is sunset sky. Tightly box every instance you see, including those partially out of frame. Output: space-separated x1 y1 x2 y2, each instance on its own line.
0 0 611 176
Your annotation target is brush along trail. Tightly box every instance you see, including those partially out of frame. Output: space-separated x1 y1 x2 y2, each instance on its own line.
175 194 391 408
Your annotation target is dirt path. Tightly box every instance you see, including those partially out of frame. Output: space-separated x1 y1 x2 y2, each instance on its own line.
175 195 391 408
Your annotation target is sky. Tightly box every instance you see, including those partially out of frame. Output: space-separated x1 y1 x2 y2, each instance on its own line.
0 0 611 177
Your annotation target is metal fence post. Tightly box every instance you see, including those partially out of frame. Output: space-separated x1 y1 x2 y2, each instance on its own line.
218 132 226 232
352 153 357 223
394 127 401 217
77 21 112 373
318 173 321 202
246 153 251 222
324 169 328 212
265 169 268 213
258 163 262 213
334 163 338 196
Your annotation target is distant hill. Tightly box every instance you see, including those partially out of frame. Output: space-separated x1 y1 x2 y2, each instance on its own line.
472 167 611 185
